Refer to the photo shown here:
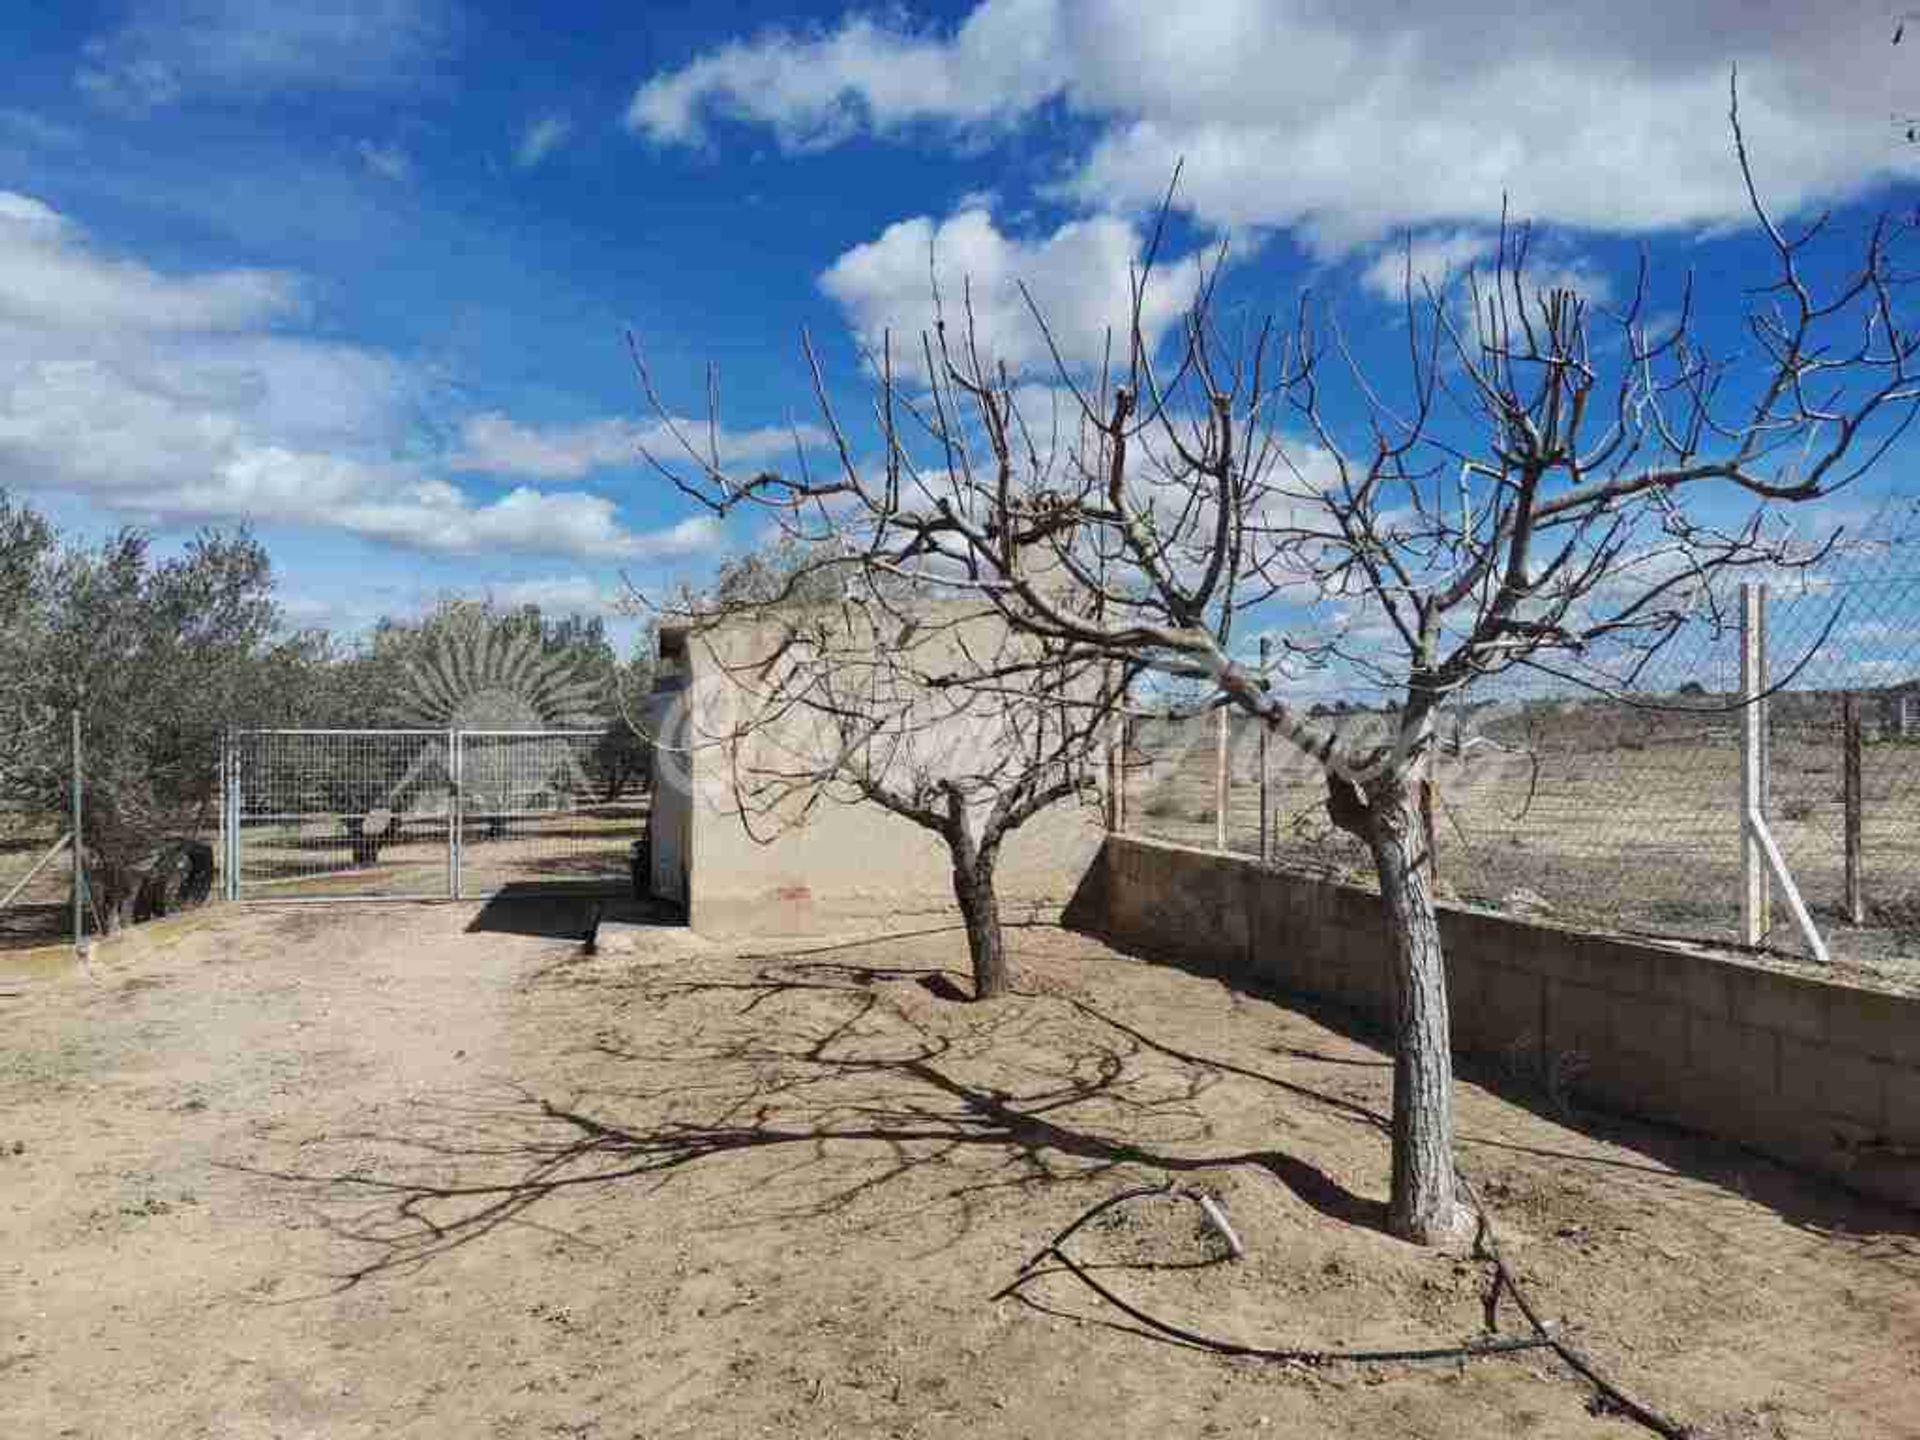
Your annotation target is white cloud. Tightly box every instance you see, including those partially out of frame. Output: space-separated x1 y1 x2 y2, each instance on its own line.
515 113 572 170
819 207 1206 376
0 191 300 331
489 575 628 616
1358 231 1496 303
628 0 1920 251
0 191 720 564
356 140 413 183
626 0 1067 147
1359 229 1612 306
77 0 449 114
454 412 829 481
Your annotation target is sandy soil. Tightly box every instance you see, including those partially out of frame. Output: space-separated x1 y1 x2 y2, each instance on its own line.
3 903 1917 1439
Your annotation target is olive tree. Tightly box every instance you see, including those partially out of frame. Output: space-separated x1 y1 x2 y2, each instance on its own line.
0 501 310 929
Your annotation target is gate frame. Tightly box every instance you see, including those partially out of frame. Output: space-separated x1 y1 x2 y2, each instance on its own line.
224 726 630 903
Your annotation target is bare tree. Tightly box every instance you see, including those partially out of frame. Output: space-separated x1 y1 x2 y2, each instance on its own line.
637 89 1920 1243
667 556 1127 1000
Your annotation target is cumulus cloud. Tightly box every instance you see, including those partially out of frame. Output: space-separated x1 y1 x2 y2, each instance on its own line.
77 0 450 113
1358 229 1612 306
819 207 1206 376
0 192 300 331
1358 231 1498 303
626 0 1066 147
515 113 572 169
0 191 719 563
454 412 829 480
628 0 1920 251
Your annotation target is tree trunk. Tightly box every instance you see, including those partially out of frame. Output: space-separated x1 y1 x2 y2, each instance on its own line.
1364 781 1469 1246
82 857 138 937
951 864 1011 1001
343 817 382 867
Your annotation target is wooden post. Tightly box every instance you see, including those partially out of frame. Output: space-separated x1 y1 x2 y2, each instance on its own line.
1257 637 1272 863
1844 692 1865 925
1214 707 1230 853
1739 583 1768 947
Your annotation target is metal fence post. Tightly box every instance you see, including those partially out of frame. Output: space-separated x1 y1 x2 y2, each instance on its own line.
449 728 463 900
1214 707 1229 853
71 708 83 951
1740 582 1767 945
224 732 242 901
215 728 225 904
1257 637 1271 863
1844 691 1865 925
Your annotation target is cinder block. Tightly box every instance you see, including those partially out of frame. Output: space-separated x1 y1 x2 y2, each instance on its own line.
1543 978 1610 1062
1438 909 1512 972
1880 1065 1920 1139
1338 930 1393 1008
1510 926 1583 985
1610 992 1688 1065
1469 965 1542 1052
1780 1036 1887 1127
1826 988 1920 1069
1581 936 1657 996
1685 1014 1778 1096
1645 949 1728 1019
1728 968 1830 1044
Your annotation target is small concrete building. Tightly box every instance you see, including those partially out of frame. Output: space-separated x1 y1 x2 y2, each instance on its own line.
644 605 1108 937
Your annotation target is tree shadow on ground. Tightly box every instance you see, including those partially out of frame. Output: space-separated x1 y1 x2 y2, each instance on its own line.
231 945 1387 1293
1057 920 1920 1258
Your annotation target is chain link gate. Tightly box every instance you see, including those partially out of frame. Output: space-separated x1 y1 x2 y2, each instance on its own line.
221 729 644 901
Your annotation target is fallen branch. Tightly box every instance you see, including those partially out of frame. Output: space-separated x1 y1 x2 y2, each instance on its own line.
995 1183 1554 1367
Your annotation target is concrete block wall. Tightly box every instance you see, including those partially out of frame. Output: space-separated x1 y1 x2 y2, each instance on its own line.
1072 834 1920 1210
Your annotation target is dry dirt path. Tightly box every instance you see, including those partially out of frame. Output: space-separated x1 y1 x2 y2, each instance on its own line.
3 904 1918 1439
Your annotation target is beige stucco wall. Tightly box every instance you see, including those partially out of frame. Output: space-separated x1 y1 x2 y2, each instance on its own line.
654 604 1109 937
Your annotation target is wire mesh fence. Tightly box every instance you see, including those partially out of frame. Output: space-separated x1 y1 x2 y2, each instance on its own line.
0 810 75 951
1118 533 1920 985
453 731 648 897
232 729 455 899
229 729 645 901
0 723 650 949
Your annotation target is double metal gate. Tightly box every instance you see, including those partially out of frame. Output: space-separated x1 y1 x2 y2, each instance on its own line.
220 728 645 901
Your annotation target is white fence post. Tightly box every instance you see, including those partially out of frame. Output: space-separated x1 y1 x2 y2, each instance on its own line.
1739 582 1829 963
1740 582 1768 946
1215 707 1230 853
1257 636 1272 863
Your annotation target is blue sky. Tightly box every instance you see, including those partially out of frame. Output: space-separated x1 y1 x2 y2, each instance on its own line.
3 0 1919 656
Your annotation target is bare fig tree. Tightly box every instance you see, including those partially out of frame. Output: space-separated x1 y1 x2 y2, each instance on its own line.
636 93 1919 1243
664 557 1128 1000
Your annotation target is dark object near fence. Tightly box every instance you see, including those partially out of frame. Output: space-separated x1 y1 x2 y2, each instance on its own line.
133 838 214 921
629 838 649 900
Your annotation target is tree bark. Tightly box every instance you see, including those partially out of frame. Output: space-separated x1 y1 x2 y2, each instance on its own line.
1364 780 1468 1246
1328 770 1468 1247
83 857 139 937
952 862 1011 1000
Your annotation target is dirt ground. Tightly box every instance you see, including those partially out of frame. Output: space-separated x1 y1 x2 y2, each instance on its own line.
3 904 1918 1439
1128 712 1920 986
